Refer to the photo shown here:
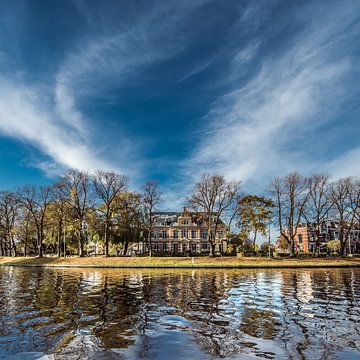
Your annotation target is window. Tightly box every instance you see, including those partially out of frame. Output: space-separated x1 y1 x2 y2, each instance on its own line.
202 242 209 250
173 230 178 239
182 229 188 238
162 230 167 239
201 230 208 239
298 234 303 243
191 244 197 252
192 230 197 239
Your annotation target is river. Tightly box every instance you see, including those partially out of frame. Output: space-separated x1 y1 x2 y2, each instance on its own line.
0 267 359 359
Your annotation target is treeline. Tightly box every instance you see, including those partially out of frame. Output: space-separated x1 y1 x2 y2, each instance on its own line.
269 173 360 256
185 172 360 257
0 170 359 258
0 170 161 257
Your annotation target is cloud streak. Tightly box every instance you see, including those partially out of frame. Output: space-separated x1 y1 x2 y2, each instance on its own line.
187 1 360 189
0 76 112 174
0 1 209 177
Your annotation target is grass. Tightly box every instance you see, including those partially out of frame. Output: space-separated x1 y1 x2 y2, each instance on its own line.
0 255 360 268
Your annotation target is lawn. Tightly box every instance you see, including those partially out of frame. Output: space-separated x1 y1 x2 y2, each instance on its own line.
0 256 360 268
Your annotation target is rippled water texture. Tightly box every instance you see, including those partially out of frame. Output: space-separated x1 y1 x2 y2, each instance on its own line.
0 267 359 359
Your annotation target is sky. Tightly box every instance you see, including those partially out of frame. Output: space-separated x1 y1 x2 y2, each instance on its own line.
0 0 359 209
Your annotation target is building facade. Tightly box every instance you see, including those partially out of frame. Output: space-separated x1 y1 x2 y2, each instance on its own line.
137 208 228 255
277 222 360 254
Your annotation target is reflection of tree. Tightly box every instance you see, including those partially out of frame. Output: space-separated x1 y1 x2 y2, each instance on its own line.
0 267 359 359
279 269 360 358
240 308 278 339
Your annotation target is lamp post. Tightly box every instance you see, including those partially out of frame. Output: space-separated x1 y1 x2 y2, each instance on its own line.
268 220 271 259
63 217 66 257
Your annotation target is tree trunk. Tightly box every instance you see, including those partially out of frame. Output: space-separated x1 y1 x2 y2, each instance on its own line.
38 233 43 257
11 234 17 257
148 230 152 257
57 226 61 257
124 241 129 256
79 238 84 257
339 240 346 257
253 230 258 253
79 224 86 257
290 237 295 257
104 221 109 257
209 242 216 257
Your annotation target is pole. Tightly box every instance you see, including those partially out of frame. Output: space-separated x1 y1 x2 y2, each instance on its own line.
268 221 271 259
63 218 66 257
348 233 352 256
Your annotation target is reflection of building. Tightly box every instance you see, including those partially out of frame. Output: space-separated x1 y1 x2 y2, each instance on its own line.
276 222 360 254
138 207 228 255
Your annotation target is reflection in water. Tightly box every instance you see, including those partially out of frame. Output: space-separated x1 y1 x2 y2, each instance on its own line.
0 267 359 359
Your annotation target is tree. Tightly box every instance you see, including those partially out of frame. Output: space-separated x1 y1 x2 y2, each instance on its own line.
236 195 274 253
93 170 128 257
330 177 360 256
16 208 36 256
187 174 241 256
302 174 333 253
60 170 92 257
48 181 72 257
112 192 144 255
270 172 310 256
0 191 20 256
277 234 289 252
142 181 161 257
327 240 340 254
17 185 51 257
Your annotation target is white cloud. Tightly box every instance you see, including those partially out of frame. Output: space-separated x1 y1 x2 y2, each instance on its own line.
231 39 262 70
327 148 360 179
0 76 113 174
187 1 360 189
0 1 208 177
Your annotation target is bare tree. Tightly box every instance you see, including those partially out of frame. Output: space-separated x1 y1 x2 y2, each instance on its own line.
330 177 360 256
61 170 92 257
92 170 128 257
49 181 72 257
187 174 241 256
270 172 310 256
142 181 161 257
17 185 51 257
302 174 333 253
0 191 20 256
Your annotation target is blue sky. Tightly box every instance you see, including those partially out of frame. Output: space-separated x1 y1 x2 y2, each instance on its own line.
0 0 359 208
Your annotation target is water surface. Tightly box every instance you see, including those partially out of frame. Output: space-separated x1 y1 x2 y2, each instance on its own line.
0 267 359 359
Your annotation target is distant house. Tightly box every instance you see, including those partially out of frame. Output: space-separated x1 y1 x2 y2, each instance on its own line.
275 222 360 254
136 207 228 255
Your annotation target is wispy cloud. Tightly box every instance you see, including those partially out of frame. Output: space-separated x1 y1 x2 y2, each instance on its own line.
187 1 360 189
0 76 112 175
0 1 207 177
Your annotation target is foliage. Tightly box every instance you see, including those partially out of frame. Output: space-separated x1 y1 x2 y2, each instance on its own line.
235 195 273 252
327 240 340 253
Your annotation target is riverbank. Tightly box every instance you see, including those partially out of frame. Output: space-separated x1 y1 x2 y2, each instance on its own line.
1 256 360 268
